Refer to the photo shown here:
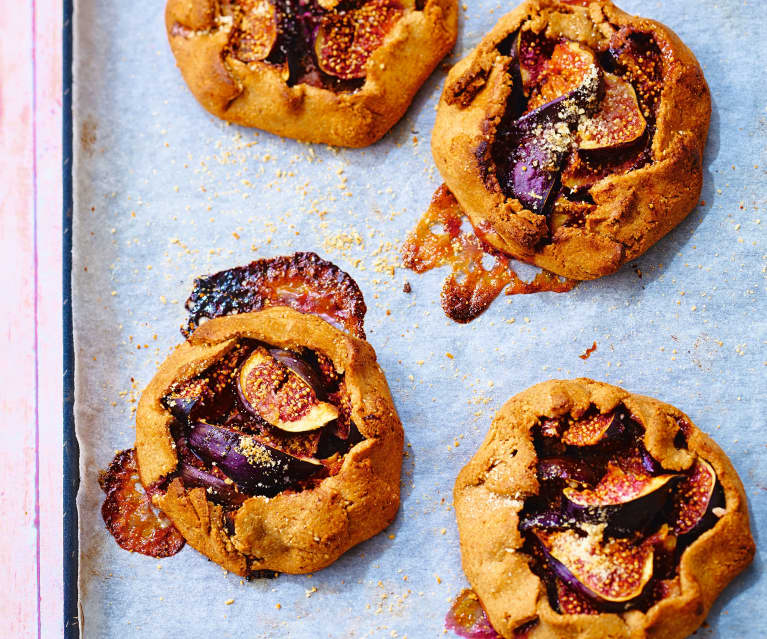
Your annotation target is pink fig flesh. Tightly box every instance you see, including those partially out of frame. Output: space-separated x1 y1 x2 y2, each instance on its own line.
232 0 278 63
561 411 624 446
238 346 339 432
563 463 677 507
526 40 600 112
578 73 646 151
672 458 722 538
315 0 402 79
536 526 655 609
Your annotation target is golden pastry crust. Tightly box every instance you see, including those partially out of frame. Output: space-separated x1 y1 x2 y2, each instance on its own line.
135 306 403 575
432 0 710 279
454 379 754 639
166 0 458 147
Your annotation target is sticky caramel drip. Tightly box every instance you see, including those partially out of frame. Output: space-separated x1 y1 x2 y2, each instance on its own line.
402 185 576 323
445 589 502 638
99 449 185 558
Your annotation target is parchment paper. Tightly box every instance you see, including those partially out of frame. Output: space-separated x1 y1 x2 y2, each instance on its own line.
73 0 766 636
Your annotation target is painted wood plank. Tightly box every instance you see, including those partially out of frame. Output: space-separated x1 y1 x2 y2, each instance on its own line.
35 0 65 636
0 1 41 635
0 0 63 635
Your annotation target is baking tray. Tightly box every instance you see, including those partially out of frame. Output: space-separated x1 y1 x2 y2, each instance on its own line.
68 0 766 636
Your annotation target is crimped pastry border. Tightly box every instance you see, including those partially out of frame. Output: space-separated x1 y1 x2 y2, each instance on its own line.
453 378 754 639
432 0 710 279
166 0 458 147
135 306 404 575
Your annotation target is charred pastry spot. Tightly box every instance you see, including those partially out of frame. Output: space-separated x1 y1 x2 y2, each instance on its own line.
162 339 364 503
518 407 723 614
183 252 367 339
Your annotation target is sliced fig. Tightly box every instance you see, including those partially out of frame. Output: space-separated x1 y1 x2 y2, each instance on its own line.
561 411 625 446
233 0 278 63
495 64 600 214
564 464 676 507
603 29 663 120
516 29 557 96
538 457 598 485
268 347 325 397
188 421 322 496
563 462 679 532
527 41 600 112
315 0 402 80
578 73 646 151
671 458 724 543
535 526 655 611
237 346 339 432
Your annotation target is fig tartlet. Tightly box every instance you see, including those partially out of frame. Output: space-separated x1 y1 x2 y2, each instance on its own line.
135 305 403 575
432 0 710 279
454 379 754 639
166 0 457 147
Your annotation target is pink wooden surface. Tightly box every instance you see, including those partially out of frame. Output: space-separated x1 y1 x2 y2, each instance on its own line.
0 0 64 635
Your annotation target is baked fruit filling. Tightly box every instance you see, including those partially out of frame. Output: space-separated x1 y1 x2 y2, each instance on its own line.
485 26 662 232
224 0 409 89
518 409 724 615
163 339 363 504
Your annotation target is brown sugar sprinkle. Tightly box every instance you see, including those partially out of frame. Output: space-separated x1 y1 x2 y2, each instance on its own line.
241 348 317 423
239 435 279 468
543 524 654 600
402 185 576 323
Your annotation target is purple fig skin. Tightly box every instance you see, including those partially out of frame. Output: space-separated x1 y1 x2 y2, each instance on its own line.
538 457 598 485
563 471 680 535
178 462 245 505
268 348 326 398
496 66 601 215
188 421 321 497
165 395 200 420
519 510 574 532
673 459 725 548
